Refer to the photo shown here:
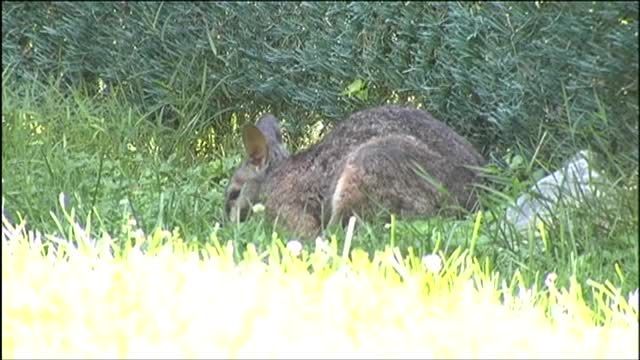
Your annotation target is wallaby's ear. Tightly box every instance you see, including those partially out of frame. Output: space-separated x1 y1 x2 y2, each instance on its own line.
256 114 283 144
242 124 269 168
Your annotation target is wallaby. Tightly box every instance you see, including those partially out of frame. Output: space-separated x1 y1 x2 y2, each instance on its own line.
224 105 485 239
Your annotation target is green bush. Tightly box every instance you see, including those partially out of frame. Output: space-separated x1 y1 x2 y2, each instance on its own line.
3 2 638 162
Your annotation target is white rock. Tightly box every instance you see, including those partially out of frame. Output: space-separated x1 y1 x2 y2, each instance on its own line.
505 150 607 231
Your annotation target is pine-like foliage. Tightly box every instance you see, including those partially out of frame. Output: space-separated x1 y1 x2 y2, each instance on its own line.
2 2 638 164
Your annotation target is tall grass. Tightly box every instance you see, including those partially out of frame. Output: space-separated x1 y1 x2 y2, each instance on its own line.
2 213 638 359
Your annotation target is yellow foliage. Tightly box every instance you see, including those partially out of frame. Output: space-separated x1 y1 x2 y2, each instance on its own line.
2 228 638 359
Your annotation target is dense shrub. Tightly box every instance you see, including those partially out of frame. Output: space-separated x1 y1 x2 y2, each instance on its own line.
3 2 638 163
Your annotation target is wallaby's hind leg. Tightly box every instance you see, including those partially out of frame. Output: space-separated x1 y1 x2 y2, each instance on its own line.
328 135 477 229
327 162 367 229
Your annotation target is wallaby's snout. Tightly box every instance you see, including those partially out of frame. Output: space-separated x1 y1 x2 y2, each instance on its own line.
224 166 254 223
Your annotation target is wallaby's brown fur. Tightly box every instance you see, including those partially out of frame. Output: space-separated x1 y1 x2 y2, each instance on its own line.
224 105 485 239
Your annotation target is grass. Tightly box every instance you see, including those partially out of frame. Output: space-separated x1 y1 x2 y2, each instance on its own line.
1 75 638 357
2 216 638 359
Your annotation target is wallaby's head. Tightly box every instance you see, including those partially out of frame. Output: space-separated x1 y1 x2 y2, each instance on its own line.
224 114 289 222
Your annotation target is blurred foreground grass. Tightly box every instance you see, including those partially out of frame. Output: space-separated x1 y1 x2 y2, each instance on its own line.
2 219 638 359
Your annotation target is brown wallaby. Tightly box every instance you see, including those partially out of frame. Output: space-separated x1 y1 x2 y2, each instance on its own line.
224 105 486 239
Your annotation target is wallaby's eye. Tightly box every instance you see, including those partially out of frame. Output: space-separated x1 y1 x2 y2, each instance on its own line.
228 189 240 201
